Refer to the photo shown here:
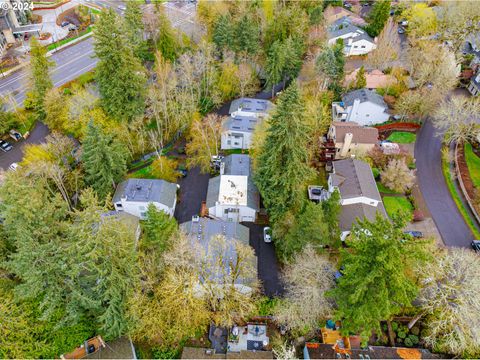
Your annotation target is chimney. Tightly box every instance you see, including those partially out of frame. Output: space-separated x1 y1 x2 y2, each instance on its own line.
347 98 360 122
340 132 353 158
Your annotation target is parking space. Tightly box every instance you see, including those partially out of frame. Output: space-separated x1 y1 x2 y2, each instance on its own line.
0 122 50 170
242 222 284 297
174 166 210 224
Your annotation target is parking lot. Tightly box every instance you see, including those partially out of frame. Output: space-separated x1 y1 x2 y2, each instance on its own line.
0 122 50 171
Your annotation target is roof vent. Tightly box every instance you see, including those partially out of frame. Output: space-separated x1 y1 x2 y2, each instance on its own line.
136 185 142 190
192 215 200 222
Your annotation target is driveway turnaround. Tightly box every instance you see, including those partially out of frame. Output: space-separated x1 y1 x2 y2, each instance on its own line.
415 120 474 247
0 122 50 170
242 222 284 297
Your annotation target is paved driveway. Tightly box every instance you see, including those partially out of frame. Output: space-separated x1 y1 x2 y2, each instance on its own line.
174 166 210 223
0 122 50 170
415 120 474 247
242 223 284 297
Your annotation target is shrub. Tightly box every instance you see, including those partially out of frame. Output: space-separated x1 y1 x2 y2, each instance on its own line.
381 158 415 193
372 167 380 180
392 322 399 331
408 334 419 345
410 326 420 336
397 331 407 339
404 337 413 347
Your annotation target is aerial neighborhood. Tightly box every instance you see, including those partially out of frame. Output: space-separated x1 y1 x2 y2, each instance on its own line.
0 0 480 359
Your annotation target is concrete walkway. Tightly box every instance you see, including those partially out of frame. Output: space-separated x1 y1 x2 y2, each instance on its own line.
34 0 80 45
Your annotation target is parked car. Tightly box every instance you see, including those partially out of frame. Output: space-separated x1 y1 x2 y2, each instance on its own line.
68 24 78 31
471 240 480 253
117 5 126 10
9 129 22 141
61 21 69 27
398 27 406 34
0 140 12 152
8 163 19 171
399 20 408 26
404 230 423 238
177 169 187 177
311 188 322 196
344 2 352 8
263 227 272 243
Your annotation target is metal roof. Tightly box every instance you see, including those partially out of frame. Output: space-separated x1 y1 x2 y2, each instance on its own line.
223 115 260 133
229 98 273 116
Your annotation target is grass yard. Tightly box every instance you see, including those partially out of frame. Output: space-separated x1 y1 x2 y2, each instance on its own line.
383 196 413 218
376 181 401 195
387 131 417 144
441 148 480 239
465 142 480 188
47 26 93 51
128 165 156 179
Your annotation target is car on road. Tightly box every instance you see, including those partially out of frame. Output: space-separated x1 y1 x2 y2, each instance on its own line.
404 230 423 238
263 227 272 243
61 21 70 27
8 163 19 171
472 240 480 253
117 5 126 10
0 140 12 152
9 129 22 141
398 27 406 34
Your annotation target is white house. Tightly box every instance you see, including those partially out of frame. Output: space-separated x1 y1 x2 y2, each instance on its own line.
332 89 390 126
467 69 480 97
328 159 387 240
112 178 178 219
327 17 376 56
206 154 260 222
222 98 274 150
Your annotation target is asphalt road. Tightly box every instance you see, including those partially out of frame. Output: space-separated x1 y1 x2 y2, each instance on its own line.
415 120 475 247
0 37 97 105
0 122 50 170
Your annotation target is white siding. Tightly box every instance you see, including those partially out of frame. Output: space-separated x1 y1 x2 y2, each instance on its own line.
221 131 253 150
114 199 175 219
208 204 257 222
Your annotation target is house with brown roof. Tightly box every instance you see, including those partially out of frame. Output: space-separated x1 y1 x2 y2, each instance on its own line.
324 6 367 27
344 69 396 90
327 122 378 159
328 159 387 240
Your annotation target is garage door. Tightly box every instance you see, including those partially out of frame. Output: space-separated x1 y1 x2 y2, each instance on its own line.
241 216 254 222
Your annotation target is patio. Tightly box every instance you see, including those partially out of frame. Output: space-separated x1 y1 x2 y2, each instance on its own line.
227 324 269 353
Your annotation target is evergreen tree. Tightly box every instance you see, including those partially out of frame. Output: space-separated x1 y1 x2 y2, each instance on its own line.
234 15 260 56
124 1 145 59
94 9 146 121
254 83 314 222
154 6 179 62
355 66 367 89
282 36 305 83
321 190 341 243
27 36 53 117
265 40 285 96
316 44 345 88
142 203 178 254
365 0 391 37
329 214 431 342
82 121 127 200
278 202 330 261
212 14 234 55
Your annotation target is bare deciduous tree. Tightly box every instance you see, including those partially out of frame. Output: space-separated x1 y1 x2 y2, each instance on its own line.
433 96 480 144
416 248 480 357
275 245 335 331
366 18 400 70
380 158 415 193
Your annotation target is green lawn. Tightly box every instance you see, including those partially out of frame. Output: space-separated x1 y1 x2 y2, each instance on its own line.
128 165 157 179
376 181 401 195
383 196 413 218
441 148 480 239
387 132 417 144
465 142 480 188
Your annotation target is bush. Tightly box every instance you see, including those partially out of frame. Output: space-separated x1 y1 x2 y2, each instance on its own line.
372 167 380 180
404 337 413 347
408 334 419 345
391 322 399 331
410 326 420 336
397 331 407 339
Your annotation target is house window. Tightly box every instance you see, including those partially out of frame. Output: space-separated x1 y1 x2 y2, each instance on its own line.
140 212 146 218
139 206 146 211
234 142 240 146
366 114 370 117
337 148 340 152
361 45 366 48
353 45 358 48
224 209 229 214
227 140 231 145
116 203 122 208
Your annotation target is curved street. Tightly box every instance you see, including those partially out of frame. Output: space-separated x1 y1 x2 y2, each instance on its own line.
415 120 475 247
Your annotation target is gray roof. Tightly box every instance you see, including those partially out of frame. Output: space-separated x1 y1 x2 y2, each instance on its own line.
224 154 251 176
229 98 273 115
332 159 381 201
339 202 387 232
112 179 177 208
224 115 260 133
328 17 373 43
342 89 387 109
181 217 250 245
206 155 260 210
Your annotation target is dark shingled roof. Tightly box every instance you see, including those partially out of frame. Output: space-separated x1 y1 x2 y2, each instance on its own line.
223 115 260 133
229 98 273 116
332 159 382 201
338 202 387 232
342 89 387 108
112 179 177 208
